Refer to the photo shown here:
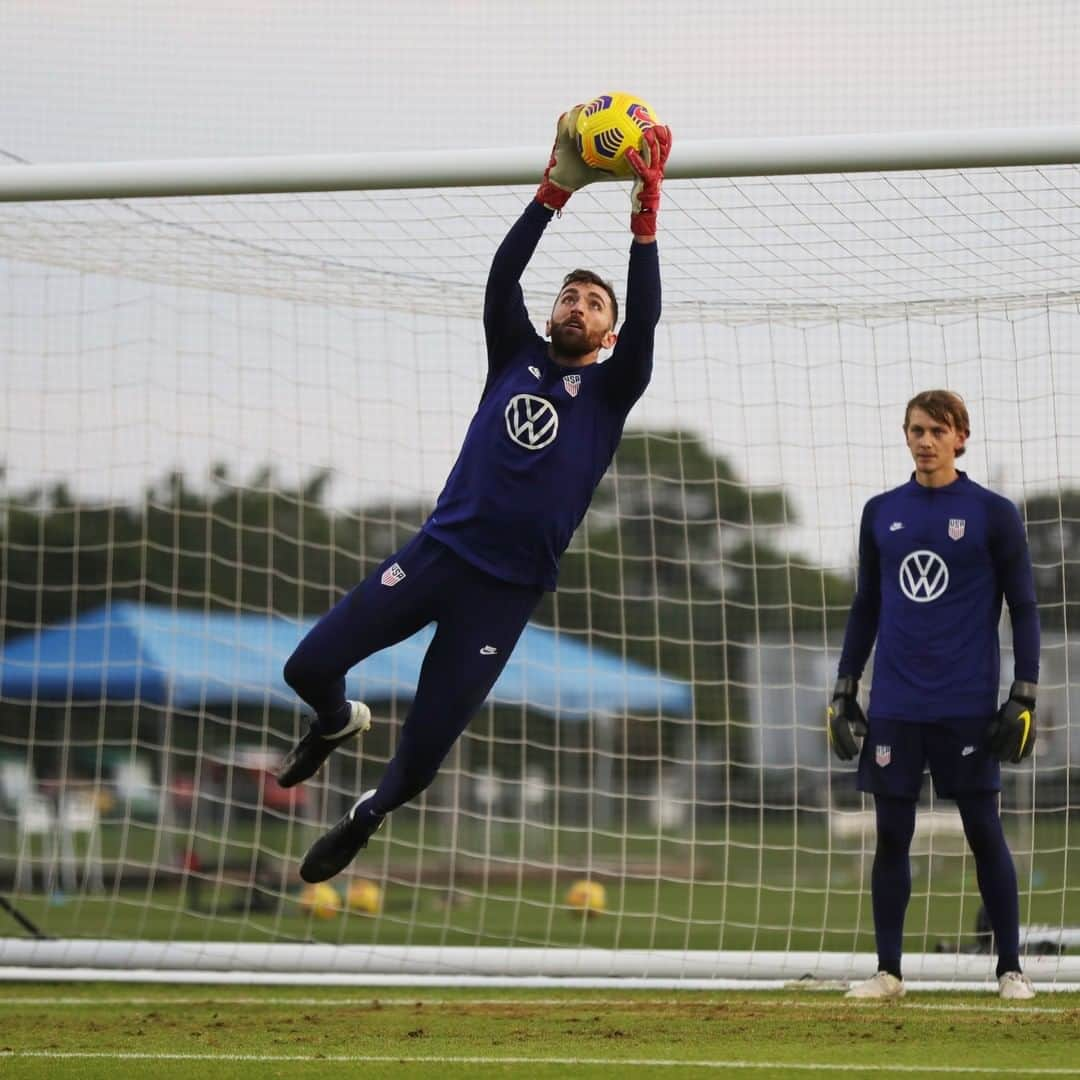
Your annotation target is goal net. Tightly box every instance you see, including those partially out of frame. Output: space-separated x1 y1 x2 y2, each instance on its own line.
0 142 1077 986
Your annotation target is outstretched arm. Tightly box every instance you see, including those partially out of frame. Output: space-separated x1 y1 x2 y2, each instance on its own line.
602 239 660 407
482 202 551 384
625 124 672 245
484 107 606 386
601 125 672 406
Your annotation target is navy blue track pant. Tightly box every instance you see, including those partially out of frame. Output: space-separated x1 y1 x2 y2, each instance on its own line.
283 532 543 815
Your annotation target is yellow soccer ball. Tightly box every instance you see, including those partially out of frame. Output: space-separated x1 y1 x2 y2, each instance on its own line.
297 882 341 919
575 92 660 178
564 878 607 917
346 878 383 915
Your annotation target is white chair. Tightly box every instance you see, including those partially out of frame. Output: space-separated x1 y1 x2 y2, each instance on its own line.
14 793 57 894
59 789 105 893
1 760 35 807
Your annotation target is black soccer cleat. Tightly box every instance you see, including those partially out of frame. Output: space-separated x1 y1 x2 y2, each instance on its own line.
276 701 372 789
299 790 384 883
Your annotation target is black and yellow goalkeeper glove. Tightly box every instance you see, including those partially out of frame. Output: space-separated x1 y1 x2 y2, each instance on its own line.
535 106 607 211
987 681 1037 763
827 676 867 762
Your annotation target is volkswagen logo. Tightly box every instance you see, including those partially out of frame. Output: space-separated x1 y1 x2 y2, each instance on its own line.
899 549 949 603
505 394 558 450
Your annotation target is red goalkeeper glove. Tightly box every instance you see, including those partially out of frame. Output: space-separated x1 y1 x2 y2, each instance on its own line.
535 106 605 211
625 124 672 239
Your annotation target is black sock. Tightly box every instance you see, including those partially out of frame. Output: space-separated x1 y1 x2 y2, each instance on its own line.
315 701 352 736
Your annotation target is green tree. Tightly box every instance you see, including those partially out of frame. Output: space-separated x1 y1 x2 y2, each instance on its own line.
0 465 427 632
536 430 851 737
1 434 850 753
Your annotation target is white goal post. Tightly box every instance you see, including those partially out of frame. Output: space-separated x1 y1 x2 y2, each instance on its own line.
1 129 1079 988
5 126 1080 202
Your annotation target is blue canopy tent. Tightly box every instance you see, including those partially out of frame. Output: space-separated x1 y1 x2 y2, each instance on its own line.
0 604 693 842
0 602 692 720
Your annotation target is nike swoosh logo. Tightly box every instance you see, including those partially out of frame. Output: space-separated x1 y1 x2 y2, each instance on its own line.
1018 709 1032 755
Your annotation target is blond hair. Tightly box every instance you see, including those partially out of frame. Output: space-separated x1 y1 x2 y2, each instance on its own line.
904 390 971 458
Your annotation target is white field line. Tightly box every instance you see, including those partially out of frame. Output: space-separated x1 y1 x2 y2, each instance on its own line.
0 995 1074 1016
3 968 1077 991
1 1050 1079 1074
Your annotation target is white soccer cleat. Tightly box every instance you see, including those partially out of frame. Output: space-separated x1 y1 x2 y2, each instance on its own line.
345 700 373 735
998 971 1036 1000
845 971 906 1000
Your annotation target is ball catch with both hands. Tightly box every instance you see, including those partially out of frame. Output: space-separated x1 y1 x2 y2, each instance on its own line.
535 101 672 238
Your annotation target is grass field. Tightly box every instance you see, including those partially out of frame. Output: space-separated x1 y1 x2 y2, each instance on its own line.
3 815 1076 955
0 982 1077 1079
3 818 1079 1076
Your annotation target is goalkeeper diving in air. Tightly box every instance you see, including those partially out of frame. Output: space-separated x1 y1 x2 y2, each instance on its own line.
828 390 1040 1001
277 108 672 883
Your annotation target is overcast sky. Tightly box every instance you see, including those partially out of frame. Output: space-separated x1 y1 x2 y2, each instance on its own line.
2 1 1080 570
3 1 1079 164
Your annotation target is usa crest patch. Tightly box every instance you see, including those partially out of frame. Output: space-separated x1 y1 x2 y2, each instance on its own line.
380 562 406 587
875 745 892 767
948 518 965 540
563 373 581 398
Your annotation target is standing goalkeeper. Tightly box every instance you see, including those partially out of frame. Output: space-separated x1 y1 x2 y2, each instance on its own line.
277 109 672 883
829 390 1040 1001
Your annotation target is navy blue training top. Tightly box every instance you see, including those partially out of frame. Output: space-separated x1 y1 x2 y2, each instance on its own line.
423 200 661 590
837 471 1040 721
